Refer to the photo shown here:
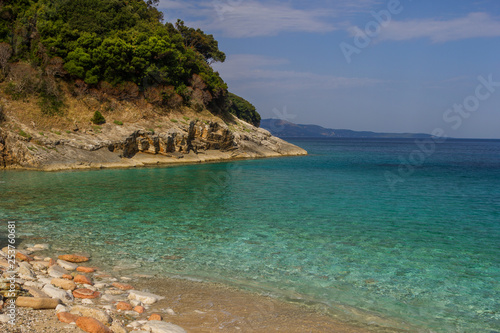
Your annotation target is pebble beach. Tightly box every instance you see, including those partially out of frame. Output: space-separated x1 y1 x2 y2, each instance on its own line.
0 243 398 333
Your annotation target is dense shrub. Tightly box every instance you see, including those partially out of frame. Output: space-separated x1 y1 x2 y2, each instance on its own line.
90 110 105 124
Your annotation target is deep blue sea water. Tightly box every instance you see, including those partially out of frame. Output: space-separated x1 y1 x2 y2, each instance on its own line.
0 138 499 332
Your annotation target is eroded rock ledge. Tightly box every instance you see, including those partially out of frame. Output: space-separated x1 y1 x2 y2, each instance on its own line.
0 118 307 171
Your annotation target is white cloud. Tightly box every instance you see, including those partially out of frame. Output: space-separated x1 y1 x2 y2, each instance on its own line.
213 54 382 91
158 0 379 38
376 12 500 42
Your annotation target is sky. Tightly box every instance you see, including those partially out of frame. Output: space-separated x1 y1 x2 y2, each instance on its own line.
158 0 500 138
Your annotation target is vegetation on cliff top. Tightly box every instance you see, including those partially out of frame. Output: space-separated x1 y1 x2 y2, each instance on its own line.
0 0 260 125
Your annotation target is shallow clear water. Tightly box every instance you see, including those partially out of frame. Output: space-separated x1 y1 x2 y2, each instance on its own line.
1 138 499 332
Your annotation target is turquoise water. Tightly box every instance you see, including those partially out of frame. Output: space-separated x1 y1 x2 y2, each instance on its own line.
1 138 499 332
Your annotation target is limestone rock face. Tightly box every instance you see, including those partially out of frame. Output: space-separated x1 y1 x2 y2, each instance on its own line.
0 116 307 170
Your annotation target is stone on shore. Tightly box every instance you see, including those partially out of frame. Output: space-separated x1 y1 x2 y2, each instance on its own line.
71 305 112 325
142 321 187 333
58 254 90 263
16 296 60 309
73 288 101 299
77 266 96 273
57 259 79 271
116 301 133 311
24 285 49 298
133 305 145 314
31 260 51 271
42 284 74 303
34 244 50 250
57 311 80 324
74 274 93 285
76 316 112 333
16 252 33 262
112 282 134 290
148 313 162 321
48 265 70 278
51 278 77 291
128 290 164 305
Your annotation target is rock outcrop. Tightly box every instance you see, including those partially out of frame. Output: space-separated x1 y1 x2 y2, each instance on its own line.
0 117 307 170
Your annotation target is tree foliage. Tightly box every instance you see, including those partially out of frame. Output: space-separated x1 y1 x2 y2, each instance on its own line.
0 0 227 108
227 93 261 127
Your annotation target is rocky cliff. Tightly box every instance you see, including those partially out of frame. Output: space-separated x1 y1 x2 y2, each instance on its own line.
0 115 306 171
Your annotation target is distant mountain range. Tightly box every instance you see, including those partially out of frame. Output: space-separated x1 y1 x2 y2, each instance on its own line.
260 119 433 139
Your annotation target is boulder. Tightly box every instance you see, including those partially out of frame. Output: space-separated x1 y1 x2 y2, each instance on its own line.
51 278 76 291
58 254 90 263
76 317 112 333
57 259 78 271
16 297 59 309
128 290 164 305
142 321 187 333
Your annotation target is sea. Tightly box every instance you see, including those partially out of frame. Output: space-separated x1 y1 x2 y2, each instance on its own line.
0 138 499 332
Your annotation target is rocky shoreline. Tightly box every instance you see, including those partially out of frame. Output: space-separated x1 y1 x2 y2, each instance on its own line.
0 243 398 333
0 115 307 171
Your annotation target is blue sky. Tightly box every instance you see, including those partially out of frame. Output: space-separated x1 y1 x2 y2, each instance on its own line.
158 0 500 138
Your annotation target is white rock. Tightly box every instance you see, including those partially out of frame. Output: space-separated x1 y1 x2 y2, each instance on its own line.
48 265 69 278
128 290 165 305
94 283 108 289
55 304 69 313
83 284 96 290
34 244 50 250
70 305 112 324
0 314 10 323
120 277 132 281
24 281 44 289
81 299 94 305
19 274 37 281
127 321 141 328
42 284 74 303
130 300 141 307
124 310 139 317
142 321 187 333
32 261 50 271
165 308 176 316
101 294 119 303
102 305 113 311
18 262 36 278
57 259 78 271
38 277 53 285
44 257 53 262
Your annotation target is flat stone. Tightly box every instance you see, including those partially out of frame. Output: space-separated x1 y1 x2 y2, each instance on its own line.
31 261 50 271
112 282 134 290
142 321 187 333
133 305 145 314
148 313 162 321
57 311 80 324
70 305 112 325
58 254 90 263
57 259 79 271
73 288 101 299
42 284 74 303
116 301 133 311
16 297 60 309
76 316 112 333
24 285 49 298
34 244 50 250
55 304 69 313
51 278 77 291
77 266 96 273
128 290 164 305
74 274 93 285
48 265 70 278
